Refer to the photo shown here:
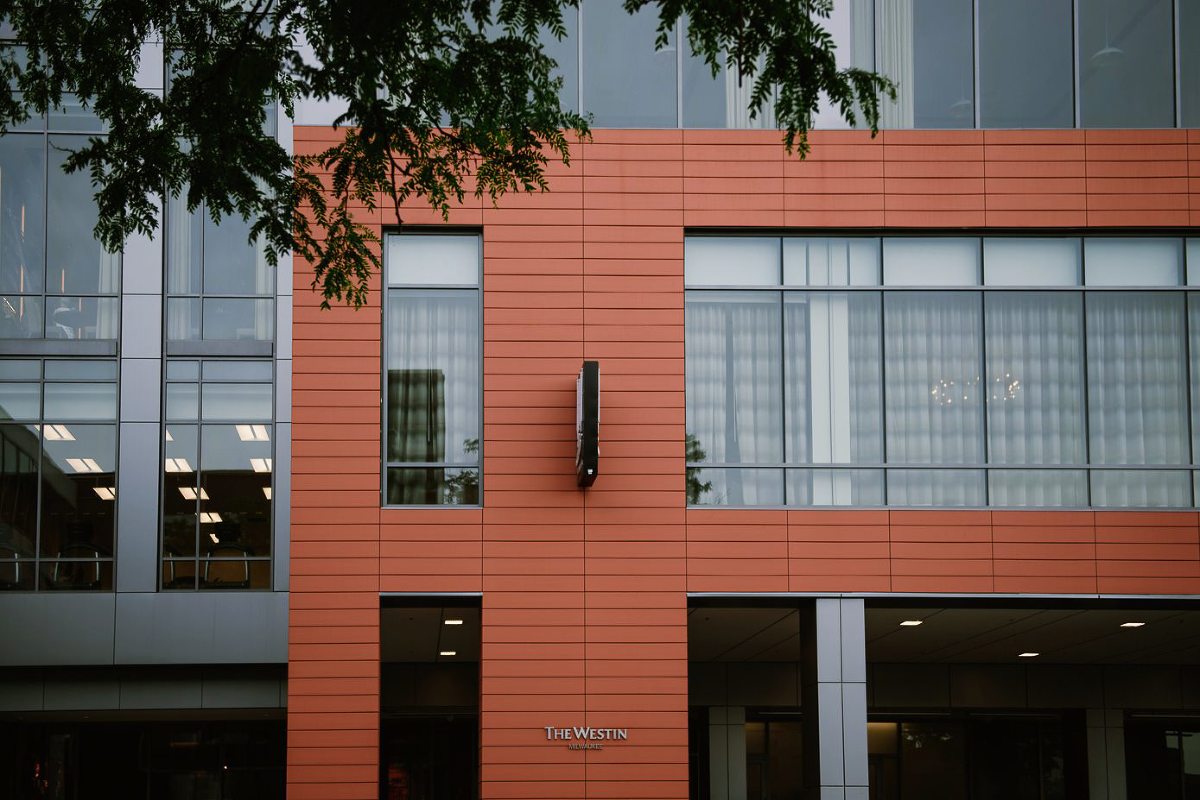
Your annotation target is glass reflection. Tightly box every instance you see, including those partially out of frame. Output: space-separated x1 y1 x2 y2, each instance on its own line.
201 383 273 421
0 134 46 296
166 297 201 341
46 137 119 296
199 425 271 589
0 382 38 420
43 296 119 339
43 382 117 420
1078 0 1174 128
0 424 39 568
202 213 273 296
387 467 479 506
0 294 43 338
202 297 274 341
38 424 115 577
163 425 199 566
581 1 677 127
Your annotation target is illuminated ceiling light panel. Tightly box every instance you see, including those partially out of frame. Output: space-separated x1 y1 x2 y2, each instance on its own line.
41 424 75 441
209 532 220 544
235 424 270 442
66 457 102 473
444 619 464 626
1017 652 1039 658
164 429 174 442
165 458 193 473
199 512 223 524
178 487 210 500
92 487 116 500
439 650 457 657
250 457 272 473
1120 622 1146 628
262 487 272 500
899 620 923 627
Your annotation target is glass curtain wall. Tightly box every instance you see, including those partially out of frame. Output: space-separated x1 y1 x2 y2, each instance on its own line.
685 235 1200 508
162 360 273 590
0 359 117 590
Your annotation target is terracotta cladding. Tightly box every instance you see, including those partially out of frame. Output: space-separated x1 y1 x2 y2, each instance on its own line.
288 127 1200 798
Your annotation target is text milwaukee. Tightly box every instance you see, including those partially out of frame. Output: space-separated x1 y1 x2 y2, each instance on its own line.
544 726 629 741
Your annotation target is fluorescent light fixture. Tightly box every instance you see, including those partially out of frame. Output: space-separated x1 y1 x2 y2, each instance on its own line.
1018 652 1039 658
250 457 272 473
899 620 924 627
209 532 220 544
1120 622 1146 628
164 429 174 442
439 650 457 657
199 512 223 524
66 457 102 473
235 424 270 442
444 619 464 626
262 487 272 500
40 424 75 441
165 457 193 473
178 487 210 501
92 487 116 500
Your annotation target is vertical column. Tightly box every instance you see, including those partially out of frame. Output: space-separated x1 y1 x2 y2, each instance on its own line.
1086 709 1127 800
708 706 747 800
801 598 868 800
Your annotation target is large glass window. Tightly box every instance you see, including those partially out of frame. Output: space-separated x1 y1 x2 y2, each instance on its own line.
581 0 677 127
685 235 1200 508
878 0 975 129
384 233 481 506
0 359 117 590
978 0 1074 128
162 360 274 590
0 132 119 340
166 195 275 343
1079 0 1175 128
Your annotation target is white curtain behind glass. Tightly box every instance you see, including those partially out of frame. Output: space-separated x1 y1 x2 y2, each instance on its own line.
1087 292 1189 505
685 292 782 504
878 0 915 128
386 291 479 465
885 291 984 505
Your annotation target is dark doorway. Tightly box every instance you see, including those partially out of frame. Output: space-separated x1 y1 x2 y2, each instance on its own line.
381 715 478 800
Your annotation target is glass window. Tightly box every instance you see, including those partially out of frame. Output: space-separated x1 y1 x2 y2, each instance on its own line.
884 291 984 466
978 0 1074 128
783 238 879 286
166 191 275 342
811 0 876 129
685 238 779 287
883 239 979 286
1078 0 1175 127
46 139 119 296
0 135 46 298
162 360 274 589
684 467 784 507
784 292 882 464
1085 238 1182 286
1183 1 1200 127
879 0 975 129
1188 240 1200 286
582 0 677 127
0 360 117 590
984 238 1080 286
1086 292 1188 467
542 9 579 113
385 234 482 505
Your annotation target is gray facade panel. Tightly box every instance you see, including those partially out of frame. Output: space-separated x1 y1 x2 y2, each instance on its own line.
114 591 287 664
121 204 163 295
115 422 162 593
273 421 291 592
0 678 44 711
135 41 164 91
120 294 163 359
43 679 121 711
0 595 116 666
119 359 162 422
201 676 284 708
119 677 204 710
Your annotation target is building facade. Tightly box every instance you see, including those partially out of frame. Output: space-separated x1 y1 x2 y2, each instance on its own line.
4 1 1200 798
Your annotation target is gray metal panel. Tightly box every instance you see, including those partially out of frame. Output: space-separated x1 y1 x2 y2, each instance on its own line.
950 664 1027 708
275 361 291 423
167 340 273 357
816 682 844 784
273 422 291 592
121 201 162 295
120 294 162 359
814 598 842 682
119 359 162 422
0 677 44 711
276 298 292 359
0 339 117 356
838 599 866 683
116 422 162 593
43 679 120 710
841 683 869 788
119 678 203 710
0 594 115 665
114 591 287 664
201 676 284 708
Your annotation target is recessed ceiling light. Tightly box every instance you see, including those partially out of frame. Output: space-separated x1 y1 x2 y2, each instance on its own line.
1120 622 1146 628
92 487 116 500
899 620 923 627
1018 652 1039 658
444 619 464 626
439 650 456 657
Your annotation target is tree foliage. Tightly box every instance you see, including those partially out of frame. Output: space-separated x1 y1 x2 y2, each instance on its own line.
0 0 893 307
